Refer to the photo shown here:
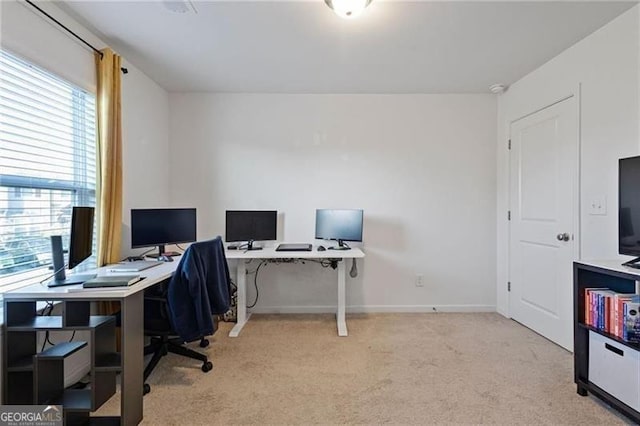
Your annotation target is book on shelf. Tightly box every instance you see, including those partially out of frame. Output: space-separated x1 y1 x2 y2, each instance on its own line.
624 295 640 342
82 275 142 288
585 288 611 331
584 287 640 341
615 293 634 337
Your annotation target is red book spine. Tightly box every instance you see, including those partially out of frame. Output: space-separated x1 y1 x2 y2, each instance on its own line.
585 290 591 325
614 295 619 337
609 296 614 334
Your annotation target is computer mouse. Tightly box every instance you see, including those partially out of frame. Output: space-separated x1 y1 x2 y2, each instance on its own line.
317 246 326 251
159 255 173 262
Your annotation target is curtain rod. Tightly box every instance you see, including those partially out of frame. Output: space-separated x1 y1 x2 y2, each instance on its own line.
24 0 128 74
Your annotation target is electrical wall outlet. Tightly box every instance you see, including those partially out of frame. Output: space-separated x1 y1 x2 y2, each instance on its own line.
415 274 424 287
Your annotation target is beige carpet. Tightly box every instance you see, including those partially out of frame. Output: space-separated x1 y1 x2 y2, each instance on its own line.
97 313 625 424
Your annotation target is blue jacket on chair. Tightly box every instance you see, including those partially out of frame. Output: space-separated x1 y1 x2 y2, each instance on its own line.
167 237 231 342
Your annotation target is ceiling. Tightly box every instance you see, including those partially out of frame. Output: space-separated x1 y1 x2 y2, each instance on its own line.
57 1 637 93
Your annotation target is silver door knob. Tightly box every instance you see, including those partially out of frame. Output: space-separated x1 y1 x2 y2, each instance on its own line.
556 233 570 242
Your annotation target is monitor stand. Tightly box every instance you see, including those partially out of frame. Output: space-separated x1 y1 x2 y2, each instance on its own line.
244 240 262 251
47 274 97 288
47 235 96 287
152 244 181 259
328 240 351 251
622 257 640 269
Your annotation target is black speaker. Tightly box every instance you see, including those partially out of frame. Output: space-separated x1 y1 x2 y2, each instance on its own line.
50 235 66 281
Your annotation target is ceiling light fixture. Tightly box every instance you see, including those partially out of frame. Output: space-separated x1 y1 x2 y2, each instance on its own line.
325 0 372 19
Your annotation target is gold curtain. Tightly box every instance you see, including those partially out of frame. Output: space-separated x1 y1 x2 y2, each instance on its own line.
95 48 123 340
95 48 123 267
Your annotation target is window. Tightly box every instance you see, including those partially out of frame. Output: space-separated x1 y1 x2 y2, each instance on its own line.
0 50 96 290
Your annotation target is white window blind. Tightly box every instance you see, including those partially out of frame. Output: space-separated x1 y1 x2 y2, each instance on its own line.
0 49 97 290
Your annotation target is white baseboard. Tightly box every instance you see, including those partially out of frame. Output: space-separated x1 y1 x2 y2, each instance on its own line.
251 306 335 314
250 304 497 314
350 305 497 313
65 357 91 388
495 307 509 318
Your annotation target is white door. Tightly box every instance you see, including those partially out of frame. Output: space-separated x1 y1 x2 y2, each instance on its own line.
509 96 578 351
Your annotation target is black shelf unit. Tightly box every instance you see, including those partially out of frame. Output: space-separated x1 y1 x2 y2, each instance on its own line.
577 323 640 351
3 299 121 425
574 261 640 423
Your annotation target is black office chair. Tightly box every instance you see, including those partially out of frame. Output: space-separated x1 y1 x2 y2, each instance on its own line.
142 237 231 394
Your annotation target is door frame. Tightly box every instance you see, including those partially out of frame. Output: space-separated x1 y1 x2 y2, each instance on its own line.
503 84 582 319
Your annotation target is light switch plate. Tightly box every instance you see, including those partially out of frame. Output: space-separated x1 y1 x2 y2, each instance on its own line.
589 196 606 215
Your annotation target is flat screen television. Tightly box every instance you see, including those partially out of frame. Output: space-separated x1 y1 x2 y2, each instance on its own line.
225 210 277 251
131 208 197 258
315 209 363 250
47 206 96 287
619 156 640 266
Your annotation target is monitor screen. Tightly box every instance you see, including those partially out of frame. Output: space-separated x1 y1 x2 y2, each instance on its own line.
68 206 95 269
315 209 363 242
131 208 197 248
225 210 277 242
619 156 640 256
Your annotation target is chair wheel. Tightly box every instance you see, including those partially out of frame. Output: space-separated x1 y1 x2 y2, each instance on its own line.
202 361 213 372
143 383 151 395
199 338 209 348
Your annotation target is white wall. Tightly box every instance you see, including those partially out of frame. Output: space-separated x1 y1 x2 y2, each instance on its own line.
120 59 171 257
0 0 171 260
496 6 640 315
0 0 96 92
169 94 497 312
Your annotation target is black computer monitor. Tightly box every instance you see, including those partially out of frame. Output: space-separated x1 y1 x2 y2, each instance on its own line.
131 208 197 258
315 209 363 250
619 156 640 267
68 207 94 269
48 206 97 287
225 210 277 251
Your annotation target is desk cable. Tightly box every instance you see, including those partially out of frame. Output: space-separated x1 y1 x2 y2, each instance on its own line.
38 263 68 286
247 260 267 308
244 258 347 309
38 301 76 351
120 247 156 262
37 302 56 351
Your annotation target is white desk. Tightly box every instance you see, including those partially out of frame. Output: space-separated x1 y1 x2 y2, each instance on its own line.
5 261 177 300
3 261 178 426
225 246 365 337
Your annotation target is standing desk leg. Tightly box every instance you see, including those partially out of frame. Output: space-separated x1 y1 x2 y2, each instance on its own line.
337 260 348 337
230 262 250 337
121 291 144 426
